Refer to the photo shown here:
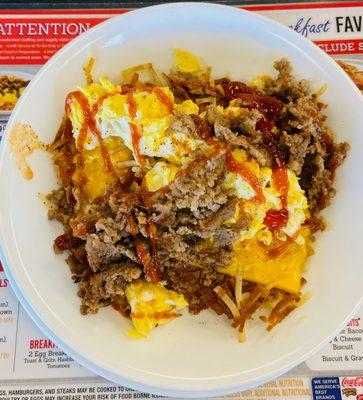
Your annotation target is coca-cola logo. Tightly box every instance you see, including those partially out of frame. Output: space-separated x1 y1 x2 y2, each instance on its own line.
342 377 363 387
348 318 361 327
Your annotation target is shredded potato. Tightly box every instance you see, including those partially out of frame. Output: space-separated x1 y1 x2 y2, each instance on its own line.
121 63 162 86
235 265 243 309
195 97 217 105
48 137 66 152
213 286 240 320
215 84 225 96
313 84 328 98
83 57 95 86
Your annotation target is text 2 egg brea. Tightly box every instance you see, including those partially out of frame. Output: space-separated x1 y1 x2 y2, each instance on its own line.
22 49 349 340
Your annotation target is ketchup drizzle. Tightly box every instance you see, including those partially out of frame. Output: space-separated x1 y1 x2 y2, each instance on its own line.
152 87 174 113
126 93 137 118
65 87 162 282
65 91 118 183
225 149 265 204
54 232 82 251
135 235 161 284
141 191 161 283
223 80 290 230
129 123 146 169
260 118 289 231
191 114 212 140
124 190 161 283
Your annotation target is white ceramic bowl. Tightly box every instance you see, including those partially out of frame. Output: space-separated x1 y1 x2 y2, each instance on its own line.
0 3 362 398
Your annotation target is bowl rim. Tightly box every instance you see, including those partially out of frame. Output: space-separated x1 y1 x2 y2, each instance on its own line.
0 2 362 397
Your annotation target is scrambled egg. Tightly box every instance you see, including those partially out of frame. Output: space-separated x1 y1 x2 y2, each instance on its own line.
174 99 199 115
125 281 188 338
248 75 270 90
174 48 202 73
67 77 208 167
224 149 308 242
144 161 179 192
220 149 309 294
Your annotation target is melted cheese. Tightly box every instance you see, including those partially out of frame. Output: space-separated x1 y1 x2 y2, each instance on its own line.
72 136 132 200
220 230 310 294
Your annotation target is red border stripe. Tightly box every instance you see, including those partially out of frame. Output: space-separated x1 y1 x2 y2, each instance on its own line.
243 1 363 11
0 2 362 14
0 9 129 15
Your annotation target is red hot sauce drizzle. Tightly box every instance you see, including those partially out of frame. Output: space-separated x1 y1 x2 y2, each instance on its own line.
258 114 289 231
152 87 174 113
123 189 161 283
92 93 111 116
126 93 148 170
65 91 118 183
65 88 161 283
225 149 265 204
54 232 83 251
146 215 160 282
106 89 158 281
134 223 161 284
141 190 161 283
127 213 139 237
191 114 212 140
126 93 137 118
224 81 255 99
258 119 289 231
135 237 161 284
224 81 290 230
129 122 146 169
263 168 289 230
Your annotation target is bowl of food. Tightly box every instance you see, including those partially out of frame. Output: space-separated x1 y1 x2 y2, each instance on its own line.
0 3 362 398
0 71 32 116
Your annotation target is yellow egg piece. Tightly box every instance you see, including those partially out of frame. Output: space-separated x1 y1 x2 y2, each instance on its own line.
100 94 128 120
144 162 179 192
77 82 108 106
174 100 199 115
125 281 188 338
223 149 265 201
248 75 270 90
72 136 132 201
134 87 174 122
174 49 202 73
282 170 308 237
